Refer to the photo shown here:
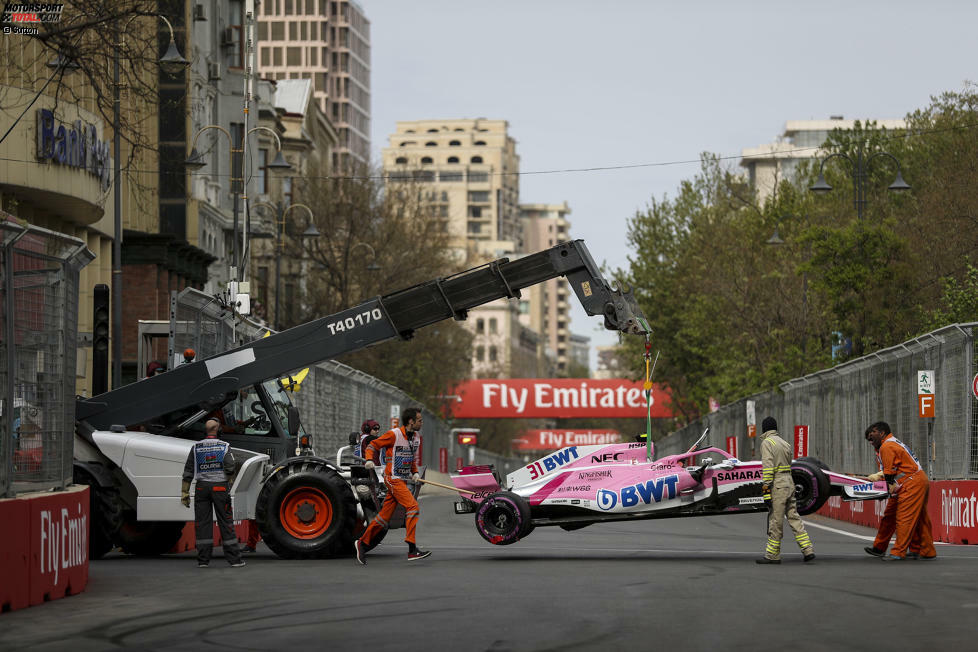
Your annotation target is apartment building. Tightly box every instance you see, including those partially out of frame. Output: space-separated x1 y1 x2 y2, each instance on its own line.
469 300 550 379
519 202 573 373
381 118 522 262
257 0 371 171
741 116 906 202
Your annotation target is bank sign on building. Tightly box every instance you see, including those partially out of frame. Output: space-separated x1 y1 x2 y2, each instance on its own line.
36 108 112 191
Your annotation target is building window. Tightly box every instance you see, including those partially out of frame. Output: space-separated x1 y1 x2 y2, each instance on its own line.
309 47 317 65
427 128 438 133
284 0 294 14
258 22 268 40
287 47 302 65
399 141 416 147
476 318 484 334
425 141 437 147
468 171 488 182
273 47 283 66
227 0 245 68
271 21 285 39
440 171 463 182
476 346 484 362
395 156 408 164
300 21 308 39
470 156 483 163
489 318 498 334
468 191 489 202
474 140 486 146
467 222 482 234
260 47 270 67
289 21 297 39
449 140 461 146
489 346 498 362
257 148 269 194
468 206 482 218
421 156 433 164
447 156 459 163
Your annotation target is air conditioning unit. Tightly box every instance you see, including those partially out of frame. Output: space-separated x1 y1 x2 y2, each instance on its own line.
221 27 234 47
193 4 206 21
207 62 221 80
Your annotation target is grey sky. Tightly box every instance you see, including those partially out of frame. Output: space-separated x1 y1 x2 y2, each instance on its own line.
367 0 977 365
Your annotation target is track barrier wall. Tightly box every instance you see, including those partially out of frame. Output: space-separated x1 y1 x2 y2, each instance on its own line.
659 323 978 544
0 485 89 613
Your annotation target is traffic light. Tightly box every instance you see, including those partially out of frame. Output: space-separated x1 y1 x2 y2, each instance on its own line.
92 284 109 395
456 431 478 446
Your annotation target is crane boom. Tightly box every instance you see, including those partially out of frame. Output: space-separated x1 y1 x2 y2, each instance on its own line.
76 240 649 430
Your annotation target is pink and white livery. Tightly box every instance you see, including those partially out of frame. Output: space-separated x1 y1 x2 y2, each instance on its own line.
449 429 889 545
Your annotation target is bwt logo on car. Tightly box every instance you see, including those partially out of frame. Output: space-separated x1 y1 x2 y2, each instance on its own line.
527 447 580 479
597 475 680 511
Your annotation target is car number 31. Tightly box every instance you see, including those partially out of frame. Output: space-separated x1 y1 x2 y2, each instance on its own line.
326 308 383 335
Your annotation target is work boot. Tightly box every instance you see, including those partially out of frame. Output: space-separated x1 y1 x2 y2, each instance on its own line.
803 553 816 563
755 557 781 564
355 539 367 565
864 546 885 557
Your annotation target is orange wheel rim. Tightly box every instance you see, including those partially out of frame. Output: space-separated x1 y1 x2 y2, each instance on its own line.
279 487 333 539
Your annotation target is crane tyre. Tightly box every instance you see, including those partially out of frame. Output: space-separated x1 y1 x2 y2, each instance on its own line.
791 459 831 515
256 459 357 559
73 466 121 559
117 513 186 556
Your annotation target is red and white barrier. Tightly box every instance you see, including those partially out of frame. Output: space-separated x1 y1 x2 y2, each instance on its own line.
170 520 258 553
1 485 89 613
818 479 978 545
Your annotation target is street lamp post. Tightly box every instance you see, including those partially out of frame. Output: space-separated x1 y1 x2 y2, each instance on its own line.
809 145 910 219
253 202 316 329
350 242 382 272
186 126 290 283
112 15 189 389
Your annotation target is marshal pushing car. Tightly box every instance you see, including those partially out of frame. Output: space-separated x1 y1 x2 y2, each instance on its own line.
449 431 889 545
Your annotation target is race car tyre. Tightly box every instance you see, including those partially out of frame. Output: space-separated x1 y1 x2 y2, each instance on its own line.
475 491 531 545
117 513 186 556
256 458 357 559
792 460 831 515
73 466 121 559
795 456 830 471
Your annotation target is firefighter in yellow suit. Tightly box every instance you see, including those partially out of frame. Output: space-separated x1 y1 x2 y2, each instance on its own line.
757 416 815 564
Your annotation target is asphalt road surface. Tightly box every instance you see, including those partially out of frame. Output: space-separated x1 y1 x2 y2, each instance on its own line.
2 493 976 652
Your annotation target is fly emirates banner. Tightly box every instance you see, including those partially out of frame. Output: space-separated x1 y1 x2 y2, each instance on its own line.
452 379 673 419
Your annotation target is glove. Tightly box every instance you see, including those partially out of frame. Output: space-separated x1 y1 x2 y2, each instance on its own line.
762 484 772 511
888 482 901 495
364 460 375 470
181 480 191 508
866 471 884 482
412 472 420 482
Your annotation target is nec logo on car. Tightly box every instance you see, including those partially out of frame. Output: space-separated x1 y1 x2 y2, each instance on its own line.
597 475 680 511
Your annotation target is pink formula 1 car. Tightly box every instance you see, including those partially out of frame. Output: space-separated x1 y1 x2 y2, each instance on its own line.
450 431 888 545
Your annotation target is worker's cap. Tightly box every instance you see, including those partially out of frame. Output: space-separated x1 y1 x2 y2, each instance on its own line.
361 419 381 433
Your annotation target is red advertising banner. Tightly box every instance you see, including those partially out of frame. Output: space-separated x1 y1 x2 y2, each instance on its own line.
794 425 809 458
725 436 738 459
513 429 621 451
451 378 672 419
439 447 448 473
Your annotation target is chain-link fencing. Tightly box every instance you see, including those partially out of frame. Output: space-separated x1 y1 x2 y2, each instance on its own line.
170 288 522 476
0 217 93 497
660 324 978 479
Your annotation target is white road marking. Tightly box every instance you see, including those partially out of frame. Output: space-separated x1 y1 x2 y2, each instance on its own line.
802 518 951 545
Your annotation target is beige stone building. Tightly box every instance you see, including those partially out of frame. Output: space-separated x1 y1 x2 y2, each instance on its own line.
519 202 573 373
248 78 337 328
469 300 550 379
741 117 906 203
381 118 522 263
257 0 371 171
